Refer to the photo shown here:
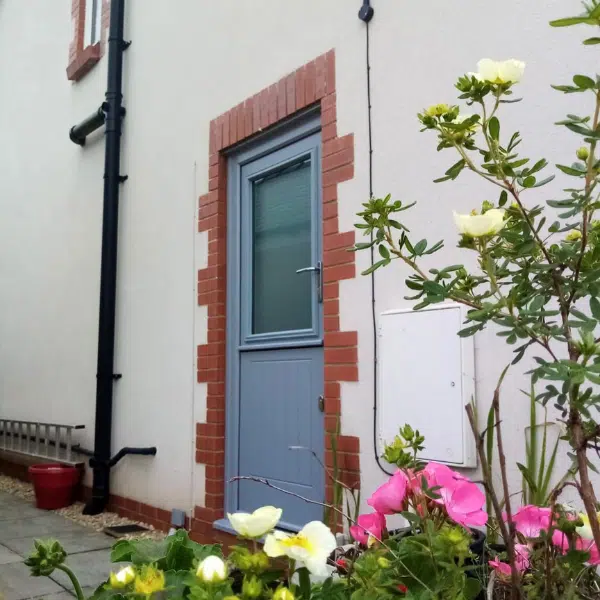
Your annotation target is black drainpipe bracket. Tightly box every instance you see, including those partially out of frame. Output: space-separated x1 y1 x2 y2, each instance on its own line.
358 0 374 22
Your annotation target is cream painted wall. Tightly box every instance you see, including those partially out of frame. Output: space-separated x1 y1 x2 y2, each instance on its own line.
0 0 597 519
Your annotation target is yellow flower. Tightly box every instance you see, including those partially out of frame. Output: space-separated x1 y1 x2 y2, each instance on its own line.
476 59 525 84
134 565 165 596
196 555 227 583
453 209 506 237
109 565 135 588
227 506 282 539
425 103 451 117
566 230 582 242
264 521 336 576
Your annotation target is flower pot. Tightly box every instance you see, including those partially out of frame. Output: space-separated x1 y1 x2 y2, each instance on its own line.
28 464 81 510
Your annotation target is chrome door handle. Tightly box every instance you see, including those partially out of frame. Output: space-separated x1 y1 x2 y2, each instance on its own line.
296 261 322 303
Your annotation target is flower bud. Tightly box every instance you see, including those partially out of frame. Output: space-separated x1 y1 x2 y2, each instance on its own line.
273 587 295 600
566 230 582 242
577 146 590 161
196 555 228 583
251 552 269 570
242 575 263 598
377 557 391 568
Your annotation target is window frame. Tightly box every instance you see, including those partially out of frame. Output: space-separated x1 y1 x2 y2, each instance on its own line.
84 0 102 47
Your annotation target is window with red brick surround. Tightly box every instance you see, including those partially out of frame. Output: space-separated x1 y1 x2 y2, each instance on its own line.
193 50 361 542
67 0 109 81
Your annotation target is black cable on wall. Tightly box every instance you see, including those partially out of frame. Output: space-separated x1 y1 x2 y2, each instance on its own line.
359 1 395 477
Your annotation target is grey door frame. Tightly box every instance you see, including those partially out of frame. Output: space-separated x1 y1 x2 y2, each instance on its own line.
224 110 323 518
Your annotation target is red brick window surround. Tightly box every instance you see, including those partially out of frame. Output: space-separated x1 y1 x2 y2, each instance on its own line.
67 0 109 81
193 50 361 542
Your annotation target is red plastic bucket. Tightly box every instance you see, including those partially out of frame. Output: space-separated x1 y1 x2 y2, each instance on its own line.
28 464 81 510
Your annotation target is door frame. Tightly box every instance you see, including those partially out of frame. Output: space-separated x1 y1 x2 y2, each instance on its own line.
224 110 322 516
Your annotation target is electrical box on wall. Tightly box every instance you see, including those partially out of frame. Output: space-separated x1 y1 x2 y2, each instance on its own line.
378 303 476 468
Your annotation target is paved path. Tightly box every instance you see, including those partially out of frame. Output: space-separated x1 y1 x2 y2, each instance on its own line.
0 492 116 600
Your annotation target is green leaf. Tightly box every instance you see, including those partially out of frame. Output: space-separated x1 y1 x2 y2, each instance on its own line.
573 74 596 89
499 190 508 207
458 324 483 337
361 259 388 275
590 297 600 320
517 462 538 494
488 116 500 140
523 175 537 188
378 244 390 259
532 175 556 187
463 577 482 600
550 16 598 27
413 239 427 255
552 84 585 94
584 37 600 44
556 164 586 176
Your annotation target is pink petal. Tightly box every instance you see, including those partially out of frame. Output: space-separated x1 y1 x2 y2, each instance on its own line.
367 471 408 515
449 481 485 514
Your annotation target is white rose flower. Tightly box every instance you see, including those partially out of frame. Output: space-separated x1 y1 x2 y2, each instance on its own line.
476 58 525 84
453 209 506 238
227 506 282 539
264 521 336 577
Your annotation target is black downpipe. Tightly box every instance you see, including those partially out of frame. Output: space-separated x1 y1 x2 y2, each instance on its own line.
83 0 127 516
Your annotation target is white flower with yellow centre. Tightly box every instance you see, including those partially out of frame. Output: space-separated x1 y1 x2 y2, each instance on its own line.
264 521 336 576
453 209 506 238
476 59 525 84
228 506 282 539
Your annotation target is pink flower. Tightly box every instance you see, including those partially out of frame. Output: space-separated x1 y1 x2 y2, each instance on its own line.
422 462 487 527
489 558 512 578
367 471 408 515
489 544 530 579
552 530 600 564
511 505 551 539
514 544 531 571
350 512 386 545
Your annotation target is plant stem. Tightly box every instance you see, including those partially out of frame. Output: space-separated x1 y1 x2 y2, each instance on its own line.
56 565 85 600
567 90 600 307
466 402 522 600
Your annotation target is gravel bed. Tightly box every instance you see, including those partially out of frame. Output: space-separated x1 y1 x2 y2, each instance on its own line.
0 474 166 541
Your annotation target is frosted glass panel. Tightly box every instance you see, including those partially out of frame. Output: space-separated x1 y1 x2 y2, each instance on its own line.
252 162 312 334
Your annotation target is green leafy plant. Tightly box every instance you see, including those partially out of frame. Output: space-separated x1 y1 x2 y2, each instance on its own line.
519 385 560 506
354 2 600 597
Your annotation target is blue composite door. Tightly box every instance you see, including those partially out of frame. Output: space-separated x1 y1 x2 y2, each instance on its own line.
227 122 324 531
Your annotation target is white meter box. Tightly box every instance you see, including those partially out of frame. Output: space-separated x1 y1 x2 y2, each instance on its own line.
378 303 476 468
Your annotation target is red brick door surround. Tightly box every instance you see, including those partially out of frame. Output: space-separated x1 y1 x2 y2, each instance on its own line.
193 50 361 542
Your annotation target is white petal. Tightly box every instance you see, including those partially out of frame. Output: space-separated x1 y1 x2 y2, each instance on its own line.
247 506 282 537
304 552 330 577
498 59 525 83
477 58 500 83
300 521 337 555
264 532 287 557
228 512 251 536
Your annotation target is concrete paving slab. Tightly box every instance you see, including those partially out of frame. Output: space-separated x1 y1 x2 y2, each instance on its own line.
49 549 122 590
0 516 90 542
4 531 113 559
0 503 48 522
0 544 24 565
0 561 65 600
